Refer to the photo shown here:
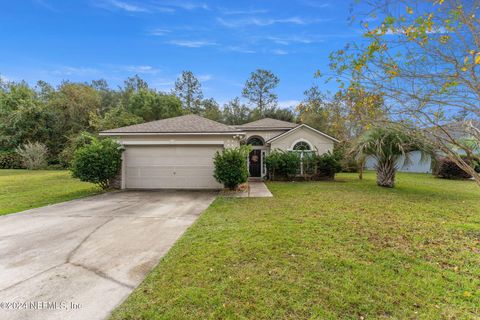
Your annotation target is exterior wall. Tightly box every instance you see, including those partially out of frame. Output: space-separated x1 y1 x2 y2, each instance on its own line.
365 151 432 173
269 126 334 154
111 134 241 148
244 130 288 143
110 169 122 189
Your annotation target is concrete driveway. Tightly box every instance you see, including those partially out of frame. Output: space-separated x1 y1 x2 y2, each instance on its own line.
0 190 216 320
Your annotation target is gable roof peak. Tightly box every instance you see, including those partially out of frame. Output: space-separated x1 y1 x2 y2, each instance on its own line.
237 117 297 129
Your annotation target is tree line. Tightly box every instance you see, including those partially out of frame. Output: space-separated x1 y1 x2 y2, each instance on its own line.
0 69 386 166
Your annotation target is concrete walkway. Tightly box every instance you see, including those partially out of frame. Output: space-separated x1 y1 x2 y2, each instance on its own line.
0 191 216 320
224 181 273 198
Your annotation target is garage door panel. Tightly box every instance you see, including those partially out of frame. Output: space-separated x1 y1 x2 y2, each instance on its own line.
124 146 222 189
137 167 173 177
127 156 179 166
174 167 214 176
176 147 218 157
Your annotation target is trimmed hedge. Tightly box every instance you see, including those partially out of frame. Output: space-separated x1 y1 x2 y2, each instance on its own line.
265 150 301 180
213 146 251 190
70 138 123 189
315 152 342 180
265 150 341 181
0 151 23 169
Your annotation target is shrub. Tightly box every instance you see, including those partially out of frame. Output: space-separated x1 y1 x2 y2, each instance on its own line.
213 146 250 190
334 143 359 173
59 131 96 167
15 142 48 169
46 164 65 170
315 152 342 180
301 152 320 175
474 159 480 173
265 150 301 180
70 138 123 189
0 150 23 169
433 157 472 179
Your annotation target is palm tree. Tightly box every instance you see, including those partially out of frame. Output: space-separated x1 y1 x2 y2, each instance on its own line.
352 127 428 188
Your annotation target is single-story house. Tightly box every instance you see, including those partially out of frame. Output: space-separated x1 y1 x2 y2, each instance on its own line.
100 115 338 189
365 151 433 173
365 121 480 173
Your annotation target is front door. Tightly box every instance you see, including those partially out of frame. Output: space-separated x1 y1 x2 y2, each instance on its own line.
249 149 262 177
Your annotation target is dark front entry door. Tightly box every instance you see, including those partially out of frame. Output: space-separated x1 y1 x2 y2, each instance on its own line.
249 149 262 177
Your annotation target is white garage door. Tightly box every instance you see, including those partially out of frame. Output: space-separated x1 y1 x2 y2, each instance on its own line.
124 145 223 189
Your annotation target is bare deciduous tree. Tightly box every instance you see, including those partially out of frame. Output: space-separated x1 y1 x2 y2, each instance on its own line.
330 0 480 184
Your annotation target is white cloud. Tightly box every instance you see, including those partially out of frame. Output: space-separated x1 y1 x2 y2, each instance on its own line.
107 0 149 12
167 40 217 48
272 49 288 55
224 46 256 54
198 74 213 82
123 65 160 74
301 1 330 9
95 0 174 13
217 16 325 28
34 0 60 12
0 75 11 82
278 100 301 108
151 78 175 89
265 35 316 45
148 28 170 36
51 66 99 76
218 7 268 15
158 1 209 10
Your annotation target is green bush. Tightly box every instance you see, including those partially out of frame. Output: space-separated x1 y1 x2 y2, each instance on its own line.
0 151 23 169
70 138 123 189
301 152 319 175
265 150 301 180
213 146 250 190
315 152 342 180
59 131 97 167
473 156 480 173
333 142 359 172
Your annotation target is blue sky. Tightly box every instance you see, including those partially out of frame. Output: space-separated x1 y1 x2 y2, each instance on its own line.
0 0 364 107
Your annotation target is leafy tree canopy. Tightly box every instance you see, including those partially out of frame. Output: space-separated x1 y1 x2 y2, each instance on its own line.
174 71 204 114
242 69 279 115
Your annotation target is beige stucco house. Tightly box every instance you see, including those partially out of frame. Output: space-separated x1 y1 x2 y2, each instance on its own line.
100 115 338 189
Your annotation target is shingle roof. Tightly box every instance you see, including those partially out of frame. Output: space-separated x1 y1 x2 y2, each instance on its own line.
101 114 241 134
236 118 298 129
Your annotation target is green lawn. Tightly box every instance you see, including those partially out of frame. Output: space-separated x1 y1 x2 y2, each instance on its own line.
111 172 480 319
0 169 100 216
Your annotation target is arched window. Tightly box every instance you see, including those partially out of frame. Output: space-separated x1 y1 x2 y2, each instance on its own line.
293 141 311 151
247 137 264 146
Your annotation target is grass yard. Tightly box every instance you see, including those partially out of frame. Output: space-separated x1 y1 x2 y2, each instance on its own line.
111 172 480 320
0 169 100 216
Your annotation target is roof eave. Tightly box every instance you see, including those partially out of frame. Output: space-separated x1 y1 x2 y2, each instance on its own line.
99 131 246 136
235 126 295 130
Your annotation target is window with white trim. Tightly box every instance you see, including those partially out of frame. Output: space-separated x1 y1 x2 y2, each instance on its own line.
291 141 314 175
293 141 311 151
247 137 264 146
